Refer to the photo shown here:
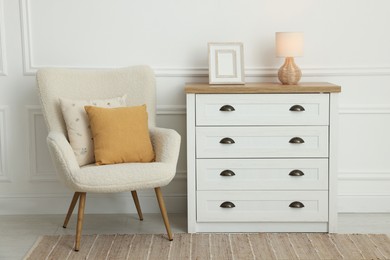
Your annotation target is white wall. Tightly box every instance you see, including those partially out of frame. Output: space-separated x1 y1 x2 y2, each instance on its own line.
1 0 390 214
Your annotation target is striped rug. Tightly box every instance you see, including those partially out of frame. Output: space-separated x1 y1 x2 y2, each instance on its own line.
24 233 390 259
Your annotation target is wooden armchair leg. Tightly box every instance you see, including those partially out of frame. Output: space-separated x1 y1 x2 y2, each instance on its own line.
131 191 143 221
75 192 86 251
63 192 80 228
154 187 173 241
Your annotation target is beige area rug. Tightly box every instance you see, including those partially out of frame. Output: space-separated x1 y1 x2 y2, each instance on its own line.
25 233 390 260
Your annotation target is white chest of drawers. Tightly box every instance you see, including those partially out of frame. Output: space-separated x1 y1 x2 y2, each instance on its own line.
186 82 341 233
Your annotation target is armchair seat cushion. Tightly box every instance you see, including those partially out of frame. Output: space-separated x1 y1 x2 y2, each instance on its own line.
73 162 175 193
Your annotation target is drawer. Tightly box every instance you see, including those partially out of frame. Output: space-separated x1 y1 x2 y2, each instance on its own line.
197 159 328 191
197 191 328 222
196 94 329 126
196 126 328 158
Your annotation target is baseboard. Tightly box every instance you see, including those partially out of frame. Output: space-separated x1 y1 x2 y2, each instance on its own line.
338 195 390 213
0 193 187 215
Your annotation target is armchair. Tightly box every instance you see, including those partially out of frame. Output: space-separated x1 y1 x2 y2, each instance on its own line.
36 66 181 251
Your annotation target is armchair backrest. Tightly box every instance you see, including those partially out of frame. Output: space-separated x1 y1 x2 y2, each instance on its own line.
36 66 156 135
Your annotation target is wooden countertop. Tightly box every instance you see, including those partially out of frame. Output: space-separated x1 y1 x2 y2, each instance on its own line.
185 82 341 94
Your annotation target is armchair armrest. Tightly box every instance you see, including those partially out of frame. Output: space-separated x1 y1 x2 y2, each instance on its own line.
149 127 181 165
46 131 80 187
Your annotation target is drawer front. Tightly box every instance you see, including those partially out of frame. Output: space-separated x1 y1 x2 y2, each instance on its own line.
196 126 328 158
196 94 329 126
197 191 328 222
197 159 328 191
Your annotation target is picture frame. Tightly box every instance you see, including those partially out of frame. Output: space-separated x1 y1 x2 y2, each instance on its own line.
208 42 245 84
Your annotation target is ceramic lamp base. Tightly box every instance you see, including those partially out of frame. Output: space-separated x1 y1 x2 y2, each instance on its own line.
278 57 302 85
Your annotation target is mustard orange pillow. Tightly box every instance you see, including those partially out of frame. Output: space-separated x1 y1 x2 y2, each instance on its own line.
84 105 155 165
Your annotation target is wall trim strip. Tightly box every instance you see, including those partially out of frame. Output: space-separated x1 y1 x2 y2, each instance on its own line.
339 105 390 114
156 105 186 115
339 171 390 181
0 106 9 182
0 0 7 75
21 65 390 78
28 106 187 117
25 105 390 118
19 0 390 78
20 0 33 75
339 195 390 213
26 106 57 181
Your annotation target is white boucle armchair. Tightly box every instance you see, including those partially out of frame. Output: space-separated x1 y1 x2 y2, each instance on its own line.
36 66 181 251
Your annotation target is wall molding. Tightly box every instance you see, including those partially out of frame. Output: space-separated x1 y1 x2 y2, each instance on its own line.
0 0 7 75
338 171 390 212
21 65 390 78
20 0 33 75
24 104 390 118
339 171 390 181
175 170 186 180
245 67 390 78
30 105 186 117
339 105 390 115
19 0 390 78
27 106 57 181
338 195 390 213
299 67 390 77
156 105 186 115
0 106 9 182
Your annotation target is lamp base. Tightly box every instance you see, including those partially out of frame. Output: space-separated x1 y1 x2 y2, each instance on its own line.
278 57 302 85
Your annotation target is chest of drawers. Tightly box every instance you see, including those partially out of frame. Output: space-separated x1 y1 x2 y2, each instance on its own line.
186 82 341 233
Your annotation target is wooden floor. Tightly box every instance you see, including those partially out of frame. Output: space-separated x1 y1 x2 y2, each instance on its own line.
1 213 390 259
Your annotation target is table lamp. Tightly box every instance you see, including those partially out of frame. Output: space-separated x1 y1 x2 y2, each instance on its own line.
275 32 304 85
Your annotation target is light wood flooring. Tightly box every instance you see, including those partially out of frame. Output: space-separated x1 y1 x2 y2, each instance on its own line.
1 213 390 260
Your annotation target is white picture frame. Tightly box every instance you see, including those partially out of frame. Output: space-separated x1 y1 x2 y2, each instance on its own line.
208 42 245 84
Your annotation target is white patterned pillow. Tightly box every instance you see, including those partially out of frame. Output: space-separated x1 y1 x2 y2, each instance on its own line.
60 95 127 166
